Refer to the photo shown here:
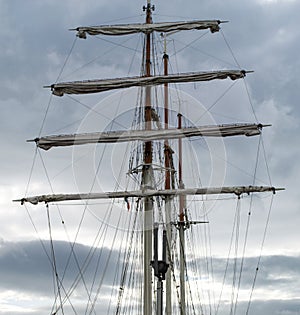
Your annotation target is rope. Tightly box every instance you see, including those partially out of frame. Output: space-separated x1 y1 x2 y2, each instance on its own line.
46 204 66 315
61 35 139 81
87 212 124 315
243 78 259 123
194 80 238 124
246 194 274 315
170 31 209 58
56 37 78 83
229 198 241 315
220 30 241 69
229 135 262 315
37 148 105 313
215 197 240 315
66 95 128 130
115 210 139 314
24 147 38 196
260 135 273 185
38 37 77 138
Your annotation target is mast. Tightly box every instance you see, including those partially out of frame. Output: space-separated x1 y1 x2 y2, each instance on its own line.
142 1 154 314
177 111 186 315
163 34 173 315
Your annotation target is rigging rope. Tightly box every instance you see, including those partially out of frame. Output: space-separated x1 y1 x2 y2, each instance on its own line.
243 79 259 123
169 31 209 58
231 135 262 315
246 194 275 315
220 30 241 69
24 147 38 197
194 80 238 124
36 142 113 313
56 37 78 83
229 198 241 315
46 203 67 315
66 95 127 130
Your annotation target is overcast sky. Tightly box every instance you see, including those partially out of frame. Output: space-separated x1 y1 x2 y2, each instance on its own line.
0 0 300 314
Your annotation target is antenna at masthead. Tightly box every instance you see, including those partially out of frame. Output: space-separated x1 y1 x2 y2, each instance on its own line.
143 1 155 13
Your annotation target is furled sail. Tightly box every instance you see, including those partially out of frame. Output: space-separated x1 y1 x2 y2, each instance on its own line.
71 20 225 38
31 123 267 151
14 186 284 205
48 70 249 96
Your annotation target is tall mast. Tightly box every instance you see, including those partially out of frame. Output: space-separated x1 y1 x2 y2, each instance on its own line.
178 111 186 315
142 1 154 314
163 34 173 315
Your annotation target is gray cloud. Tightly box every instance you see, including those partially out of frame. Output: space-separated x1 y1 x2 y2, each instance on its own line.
0 240 120 294
1 240 299 314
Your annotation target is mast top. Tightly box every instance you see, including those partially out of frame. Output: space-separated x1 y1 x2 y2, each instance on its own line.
143 1 155 12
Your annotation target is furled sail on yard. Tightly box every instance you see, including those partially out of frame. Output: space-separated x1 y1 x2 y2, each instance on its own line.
48 70 249 96
15 186 283 205
31 123 266 150
71 20 225 38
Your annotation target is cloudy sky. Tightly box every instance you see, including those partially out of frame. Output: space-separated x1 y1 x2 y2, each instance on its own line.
1 0 300 314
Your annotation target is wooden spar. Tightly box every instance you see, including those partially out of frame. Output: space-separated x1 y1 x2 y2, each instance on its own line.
163 34 173 315
177 110 187 315
143 2 153 315
14 186 284 205
164 36 170 191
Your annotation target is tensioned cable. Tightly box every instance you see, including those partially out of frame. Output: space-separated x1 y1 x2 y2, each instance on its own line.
56 195 115 312
220 30 260 125
23 202 74 315
186 221 209 314
232 135 262 315
22 15 144 315
66 95 127 130
87 212 125 315
37 37 77 138
36 109 116 312
167 57 215 312
95 34 143 53
194 80 238 124
260 135 273 185
220 30 241 70
56 37 78 82
36 149 98 315
83 30 144 314
188 129 218 314
184 231 204 315
188 137 269 186
243 80 259 123
23 202 76 315
246 137 274 315
57 209 113 312
62 35 139 81
230 198 241 315
172 36 238 68
101 14 144 25
205 211 217 314
85 219 115 314
169 31 209 58
24 147 38 196
25 36 77 200
215 197 240 315
46 204 66 315
246 194 274 315
115 209 139 314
